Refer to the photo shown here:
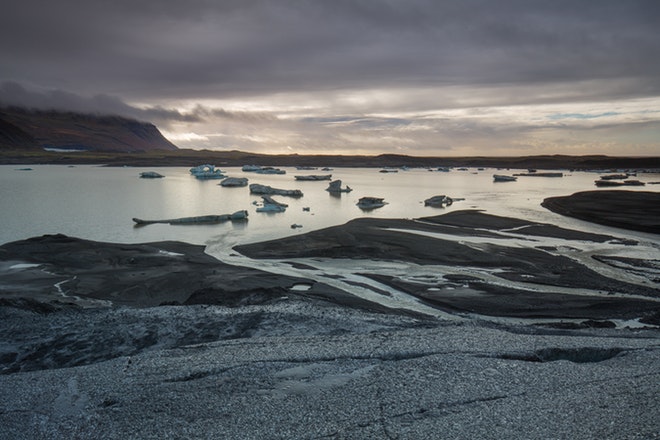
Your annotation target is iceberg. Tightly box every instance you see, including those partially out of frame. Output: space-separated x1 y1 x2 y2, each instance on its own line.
220 177 249 187
424 195 453 207
139 171 165 178
493 174 517 182
256 196 288 213
249 183 303 197
255 167 286 175
189 164 226 179
294 174 332 181
326 180 352 193
132 210 248 226
356 197 387 210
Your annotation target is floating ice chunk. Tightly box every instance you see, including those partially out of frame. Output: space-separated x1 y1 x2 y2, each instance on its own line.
9 263 42 269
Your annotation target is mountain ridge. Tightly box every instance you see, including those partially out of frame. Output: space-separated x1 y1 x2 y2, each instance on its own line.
0 107 178 152
0 107 658 170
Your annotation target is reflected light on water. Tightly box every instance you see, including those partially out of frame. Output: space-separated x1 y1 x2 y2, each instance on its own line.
1 165 658 249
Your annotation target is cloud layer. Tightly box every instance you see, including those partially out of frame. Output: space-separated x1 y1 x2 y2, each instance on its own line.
2 1 659 155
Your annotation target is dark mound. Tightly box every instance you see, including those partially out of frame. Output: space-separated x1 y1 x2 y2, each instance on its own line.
0 234 304 308
542 190 660 234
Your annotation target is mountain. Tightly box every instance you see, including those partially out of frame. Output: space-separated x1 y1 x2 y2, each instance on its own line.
0 117 38 149
0 107 178 152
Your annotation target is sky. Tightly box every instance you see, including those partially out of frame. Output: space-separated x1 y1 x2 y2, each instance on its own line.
1 0 659 156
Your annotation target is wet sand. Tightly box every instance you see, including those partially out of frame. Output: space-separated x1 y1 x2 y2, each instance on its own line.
2 208 659 439
0 233 414 315
236 210 660 321
3 208 659 323
542 190 660 234
0 233 301 308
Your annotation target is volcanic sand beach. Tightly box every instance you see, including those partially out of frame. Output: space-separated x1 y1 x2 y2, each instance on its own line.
542 190 660 234
1 200 659 438
3 209 658 321
235 209 660 322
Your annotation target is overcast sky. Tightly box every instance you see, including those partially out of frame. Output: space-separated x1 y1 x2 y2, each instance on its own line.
1 0 659 156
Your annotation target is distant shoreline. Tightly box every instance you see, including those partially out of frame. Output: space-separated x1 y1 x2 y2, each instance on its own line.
1 149 660 170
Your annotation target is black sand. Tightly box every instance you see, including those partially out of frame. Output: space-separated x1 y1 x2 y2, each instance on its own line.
0 233 415 315
3 208 659 323
542 190 660 234
2 207 659 439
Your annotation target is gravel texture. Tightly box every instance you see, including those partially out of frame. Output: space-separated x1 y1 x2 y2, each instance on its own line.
1 304 658 439
1 206 659 439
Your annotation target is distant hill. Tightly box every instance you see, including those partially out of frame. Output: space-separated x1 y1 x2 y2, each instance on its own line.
0 108 658 170
0 117 38 149
0 107 178 152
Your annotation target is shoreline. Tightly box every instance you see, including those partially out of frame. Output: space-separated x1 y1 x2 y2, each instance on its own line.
235 209 660 321
2 149 660 170
542 190 660 234
2 204 659 438
3 208 658 324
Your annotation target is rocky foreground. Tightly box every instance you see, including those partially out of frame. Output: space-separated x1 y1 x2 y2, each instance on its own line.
1 306 658 439
1 205 659 439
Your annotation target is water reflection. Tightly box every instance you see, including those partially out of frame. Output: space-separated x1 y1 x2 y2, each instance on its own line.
1 165 658 248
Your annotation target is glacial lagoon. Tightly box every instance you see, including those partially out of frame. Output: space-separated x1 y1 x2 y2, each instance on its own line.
2 164 658 251
2 164 660 440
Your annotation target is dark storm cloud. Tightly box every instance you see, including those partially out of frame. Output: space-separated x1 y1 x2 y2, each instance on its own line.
0 81 200 123
0 81 275 126
2 0 659 155
2 0 660 103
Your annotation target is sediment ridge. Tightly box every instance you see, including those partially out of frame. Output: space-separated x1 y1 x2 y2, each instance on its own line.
542 190 660 234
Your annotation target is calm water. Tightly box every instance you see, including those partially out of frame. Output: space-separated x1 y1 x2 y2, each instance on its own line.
1 165 658 249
